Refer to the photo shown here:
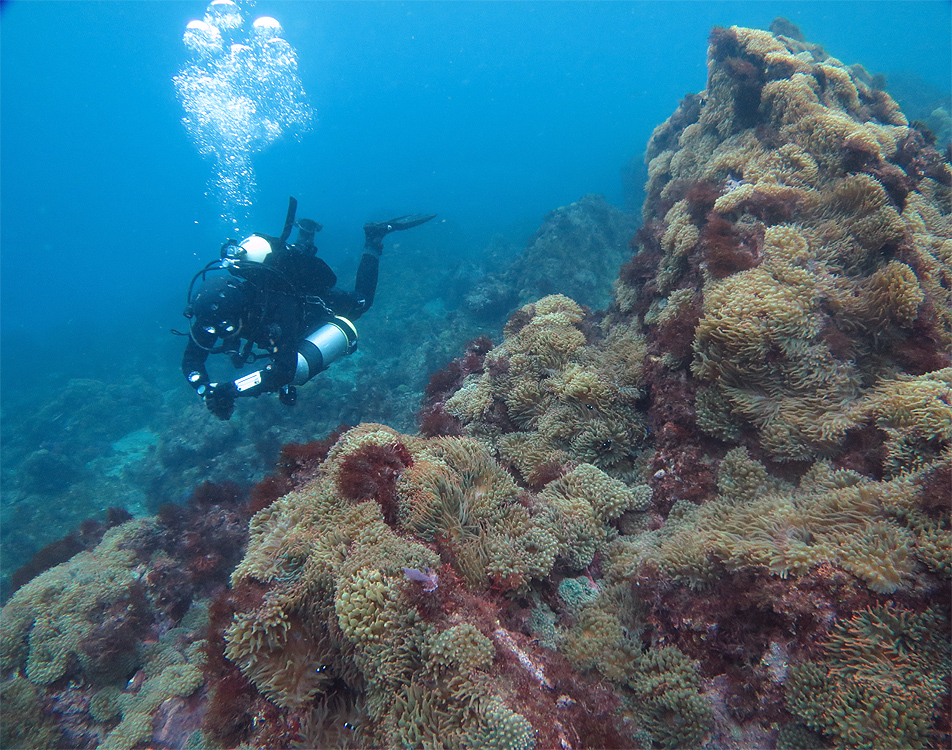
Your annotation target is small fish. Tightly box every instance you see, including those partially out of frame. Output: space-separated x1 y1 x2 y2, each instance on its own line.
403 566 439 592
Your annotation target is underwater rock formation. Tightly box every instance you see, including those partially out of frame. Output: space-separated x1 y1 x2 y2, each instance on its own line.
598 23 951 749
218 422 644 748
506 194 639 312
2 22 950 750
425 22 952 750
610 24 950 478
457 194 637 323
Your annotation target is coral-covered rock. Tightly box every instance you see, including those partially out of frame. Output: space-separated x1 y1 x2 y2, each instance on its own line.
610 24 951 476
0 481 250 750
1 522 151 687
596 22 952 748
786 604 950 749
224 423 640 748
405 26 950 749
434 294 650 487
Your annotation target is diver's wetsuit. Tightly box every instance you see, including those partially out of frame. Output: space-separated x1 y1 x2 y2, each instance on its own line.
182 239 379 399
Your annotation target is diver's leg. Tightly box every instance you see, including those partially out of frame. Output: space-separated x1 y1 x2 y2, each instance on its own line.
354 252 379 310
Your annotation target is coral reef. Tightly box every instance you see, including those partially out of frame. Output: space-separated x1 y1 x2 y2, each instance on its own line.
221 422 645 748
426 20 952 749
637 448 952 598
0 520 209 749
4 20 950 750
594 21 952 749
0 482 250 749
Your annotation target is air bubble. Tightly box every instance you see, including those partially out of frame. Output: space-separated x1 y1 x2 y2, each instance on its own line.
204 0 241 32
252 16 283 38
173 1 312 230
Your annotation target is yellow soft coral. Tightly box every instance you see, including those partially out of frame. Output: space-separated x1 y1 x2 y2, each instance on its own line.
645 453 939 592
1 521 149 686
336 567 397 643
856 368 952 476
446 295 648 482
426 623 494 673
786 605 949 750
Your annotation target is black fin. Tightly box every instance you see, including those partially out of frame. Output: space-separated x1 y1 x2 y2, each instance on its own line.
279 196 298 242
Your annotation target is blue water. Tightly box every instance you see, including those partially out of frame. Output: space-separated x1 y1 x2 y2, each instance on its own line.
2 0 949 380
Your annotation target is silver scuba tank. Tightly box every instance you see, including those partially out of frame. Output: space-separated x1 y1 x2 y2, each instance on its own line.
292 316 358 385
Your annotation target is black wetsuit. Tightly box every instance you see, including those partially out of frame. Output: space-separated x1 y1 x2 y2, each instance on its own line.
182 239 379 399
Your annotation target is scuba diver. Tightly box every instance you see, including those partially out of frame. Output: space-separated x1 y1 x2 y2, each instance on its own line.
179 197 435 420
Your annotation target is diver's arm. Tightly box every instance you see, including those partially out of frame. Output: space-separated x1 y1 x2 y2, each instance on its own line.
182 336 212 391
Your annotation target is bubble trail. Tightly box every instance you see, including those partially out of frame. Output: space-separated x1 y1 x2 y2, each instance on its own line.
173 0 312 231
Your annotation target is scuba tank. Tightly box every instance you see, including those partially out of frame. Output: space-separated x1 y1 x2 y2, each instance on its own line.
293 316 358 385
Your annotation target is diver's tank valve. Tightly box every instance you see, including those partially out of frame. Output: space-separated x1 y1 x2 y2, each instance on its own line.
293 316 358 385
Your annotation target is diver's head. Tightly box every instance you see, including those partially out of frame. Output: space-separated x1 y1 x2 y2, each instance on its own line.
186 274 253 339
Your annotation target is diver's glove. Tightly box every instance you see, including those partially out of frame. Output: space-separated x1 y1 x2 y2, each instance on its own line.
204 382 238 421
363 214 437 255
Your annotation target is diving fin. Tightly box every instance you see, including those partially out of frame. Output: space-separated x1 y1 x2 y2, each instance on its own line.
383 213 437 231
279 196 298 243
